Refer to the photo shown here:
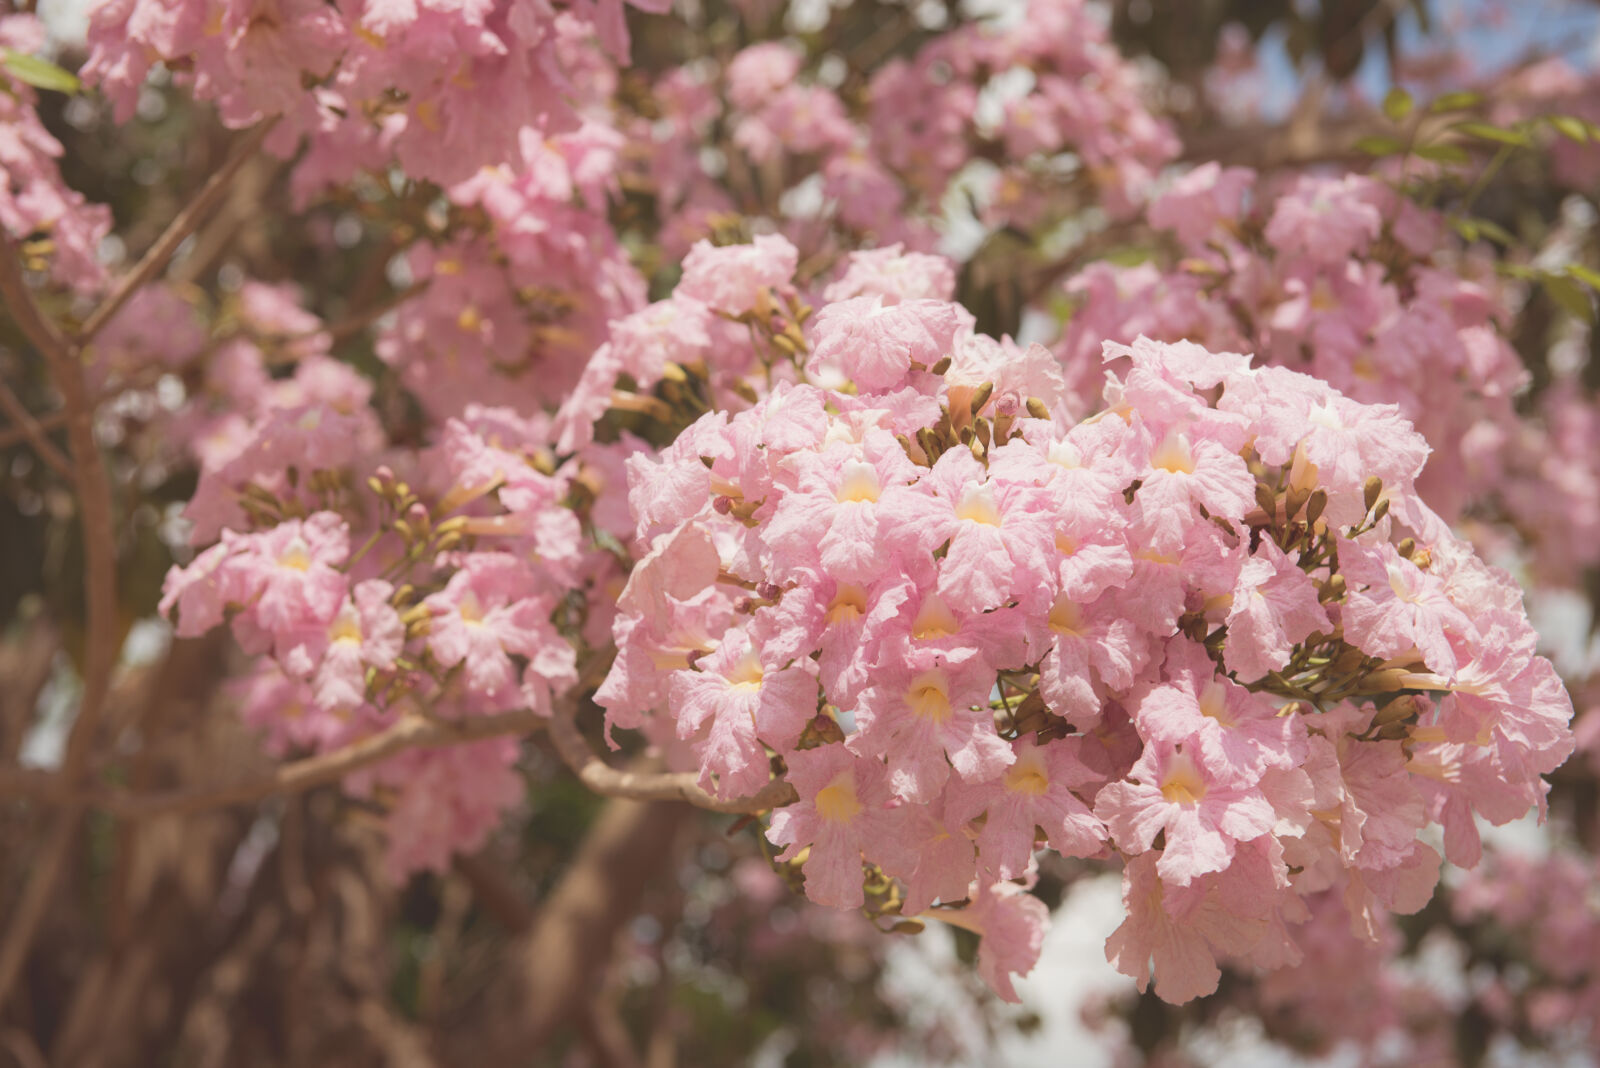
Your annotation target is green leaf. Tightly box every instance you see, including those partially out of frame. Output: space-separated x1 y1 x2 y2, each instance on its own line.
1546 115 1591 143
1567 264 1600 292
1448 216 1513 246
1354 135 1406 157
1429 90 1483 114
1542 274 1597 323
1453 121 1530 147
1 49 80 94
1415 142 1470 164
1471 217 1515 246
1382 87 1414 123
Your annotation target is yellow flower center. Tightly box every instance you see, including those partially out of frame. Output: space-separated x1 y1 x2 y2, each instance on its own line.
1047 596 1084 637
815 775 863 823
329 612 363 644
911 594 960 640
905 671 952 723
1004 755 1050 796
727 650 764 692
835 461 881 504
1198 681 1231 725
1151 430 1196 475
954 484 1002 527
825 585 869 625
1159 752 1208 805
278 538 312 572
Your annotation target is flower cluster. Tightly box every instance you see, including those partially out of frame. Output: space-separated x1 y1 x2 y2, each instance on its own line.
376 124 646 421
623 0 1176 262
83 0 662 188
160 396 613 876
594 242 1574 1003
1051 165 1600 587
1 15 111 293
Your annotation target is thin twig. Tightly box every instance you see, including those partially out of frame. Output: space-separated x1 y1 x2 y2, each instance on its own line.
546 699 798 814
0 380 71 479
77 116 281 344
0 405 66 454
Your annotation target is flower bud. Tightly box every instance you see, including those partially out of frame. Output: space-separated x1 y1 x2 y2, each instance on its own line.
1285 483 1310 520
1254 482 1277 520
1363 476 1384 513
1305 488 1327 526
969 381 994 416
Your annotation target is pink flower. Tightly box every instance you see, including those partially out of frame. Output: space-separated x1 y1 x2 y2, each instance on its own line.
1263 174 1384 264
280 580 405 712
231 513 351 640
677 234 798 315
1134 641 1307 783
1224 537 1331 682
1104 853 1222 1004
945 735 1106 878
767 746 908 910
967 879 1050 1003
922 447 1055 612
805 296 971 394
423 554 574 712
1095 738 1277 886
726 42 803 112
669 633 819 798
1127 416 1256 555
1148 162 1255 249
1338 539 1473 677
851 645 1013 802
350 736 526 881
763 430 942 587
822 245 956 305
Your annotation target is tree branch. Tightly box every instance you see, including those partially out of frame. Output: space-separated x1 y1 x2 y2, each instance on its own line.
546 698 798 814
446 794 689 1063
0 229 124 1011
76 116 281 344
91 706 547 819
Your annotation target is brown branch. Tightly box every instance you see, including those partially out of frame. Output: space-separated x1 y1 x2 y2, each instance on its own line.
447 794 690 1062
76 115 282 344
453 852 534 933
547 698 798 814
0 694 798 823
0 231 123 1012
90 706 548 819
